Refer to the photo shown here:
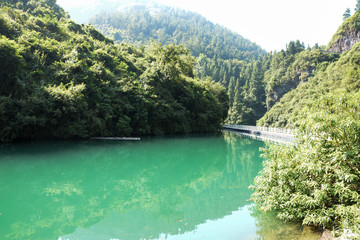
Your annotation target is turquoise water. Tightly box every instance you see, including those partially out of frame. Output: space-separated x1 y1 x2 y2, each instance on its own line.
0 132 319 240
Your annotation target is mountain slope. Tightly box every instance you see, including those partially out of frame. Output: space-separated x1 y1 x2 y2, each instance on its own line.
88 4 268 125
263 43 339 111
0 0 228 142
258 11 360 128
328 9 360 54
252 11 360 237
90 5 264 61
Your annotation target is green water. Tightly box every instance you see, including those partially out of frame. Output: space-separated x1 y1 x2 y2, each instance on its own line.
0 132 320 240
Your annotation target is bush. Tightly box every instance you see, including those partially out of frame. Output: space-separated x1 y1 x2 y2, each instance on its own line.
251 90 360 236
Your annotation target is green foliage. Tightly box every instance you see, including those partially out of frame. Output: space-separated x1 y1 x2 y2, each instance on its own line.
343 8 351 21
90 6 264 61
328 9 360 51
226 40 337 125
89 5 267 124
258 41 360 128
252 91 360 236
1 0 68 19
0 36 24 96
253 30 360 236
0 3 228 142
226 58 268 125
263 46 338 110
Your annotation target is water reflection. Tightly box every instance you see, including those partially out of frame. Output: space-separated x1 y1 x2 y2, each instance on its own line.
0 133 318 240
250 205 322 240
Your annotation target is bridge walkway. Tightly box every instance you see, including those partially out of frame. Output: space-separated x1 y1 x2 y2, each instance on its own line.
223 124 295 144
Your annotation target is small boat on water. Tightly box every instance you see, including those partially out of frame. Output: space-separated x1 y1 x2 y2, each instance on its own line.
90 137 141 141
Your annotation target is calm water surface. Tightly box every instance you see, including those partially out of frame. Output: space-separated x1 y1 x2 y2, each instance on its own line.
0 132 320 240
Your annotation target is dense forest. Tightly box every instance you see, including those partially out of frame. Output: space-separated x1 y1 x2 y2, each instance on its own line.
90 6 264 61
252 9 360 238
88 5 347 126
0 0 228 142
89 5 270 124
258 10 360 128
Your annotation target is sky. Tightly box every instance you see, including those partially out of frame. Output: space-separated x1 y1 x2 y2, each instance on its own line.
57 0 357 52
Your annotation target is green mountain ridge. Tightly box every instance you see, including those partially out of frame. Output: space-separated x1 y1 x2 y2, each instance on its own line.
88 4 270 125
263 44 339 112
90 5 264 61
328 9 360 54
259 11 360 128
87 4 359 127
252 10 360 237
0 0 228 142
2 0 360 138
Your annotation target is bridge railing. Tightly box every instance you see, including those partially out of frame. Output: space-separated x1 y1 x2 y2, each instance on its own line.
223 124 294 135
227 130 295 145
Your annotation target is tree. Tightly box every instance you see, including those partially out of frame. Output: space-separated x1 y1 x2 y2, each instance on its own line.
286 40 305 55
356 0 360 12
0 3 229 142
343 8 351 20
227 76 236 107
0 37 23 96
252 91 360 237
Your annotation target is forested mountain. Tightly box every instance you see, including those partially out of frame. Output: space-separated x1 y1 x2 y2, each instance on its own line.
90 6 264 61
259 40 360 128
252 10 360 237
263 41 339 111
89 5 268 124
226 40 339 125
57 0 161 24
328 9 360 54
258 11 360 128
0 0 228 142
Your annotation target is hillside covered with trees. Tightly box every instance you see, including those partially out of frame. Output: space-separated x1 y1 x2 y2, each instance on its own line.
88 5 348 127
252 9 360 238
0 0 228 142
90 5 264 61
258 10 360 128
89 5 271 124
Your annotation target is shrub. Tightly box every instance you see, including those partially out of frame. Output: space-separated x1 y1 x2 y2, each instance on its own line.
251 90 360 236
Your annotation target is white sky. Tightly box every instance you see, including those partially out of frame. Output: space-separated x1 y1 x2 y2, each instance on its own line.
57 0 357 52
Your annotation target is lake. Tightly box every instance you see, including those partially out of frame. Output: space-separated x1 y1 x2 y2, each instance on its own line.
0 131 321 240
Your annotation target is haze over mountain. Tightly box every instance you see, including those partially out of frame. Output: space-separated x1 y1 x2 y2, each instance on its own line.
57 0 160 24
58 0 357 51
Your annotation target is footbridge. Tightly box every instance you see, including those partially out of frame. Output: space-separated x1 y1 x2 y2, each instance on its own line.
223 124 295 144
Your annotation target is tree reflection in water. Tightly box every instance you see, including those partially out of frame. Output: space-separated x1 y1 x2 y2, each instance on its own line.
1 132 312 240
